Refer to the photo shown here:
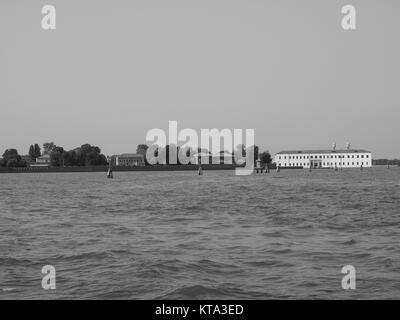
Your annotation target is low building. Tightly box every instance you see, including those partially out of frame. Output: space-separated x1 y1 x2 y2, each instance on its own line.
30 154 51 167
273 149 372 169
192 151 234 165
115 153 145 166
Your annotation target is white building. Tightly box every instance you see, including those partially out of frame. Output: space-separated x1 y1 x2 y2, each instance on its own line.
29 154 51 167
273 149 372 169
115 153 145 166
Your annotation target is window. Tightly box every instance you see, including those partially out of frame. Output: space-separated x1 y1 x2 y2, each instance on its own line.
361 155 364 158
279 156 281 159
366 155 369 158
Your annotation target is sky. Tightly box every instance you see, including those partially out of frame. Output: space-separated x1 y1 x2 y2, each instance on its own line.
0 0 399 158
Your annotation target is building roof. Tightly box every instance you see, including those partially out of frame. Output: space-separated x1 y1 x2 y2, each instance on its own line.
276 149 371 155
117 153 144 159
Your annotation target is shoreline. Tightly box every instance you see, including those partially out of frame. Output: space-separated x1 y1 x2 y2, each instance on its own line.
0 164 237 174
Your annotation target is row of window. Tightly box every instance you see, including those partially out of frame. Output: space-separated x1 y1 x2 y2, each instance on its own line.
279 162 368 167
278 154 369 160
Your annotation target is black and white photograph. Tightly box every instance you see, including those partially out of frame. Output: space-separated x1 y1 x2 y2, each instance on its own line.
0 0 399 310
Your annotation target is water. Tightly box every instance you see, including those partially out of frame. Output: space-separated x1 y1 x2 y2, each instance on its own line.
0 168 399 299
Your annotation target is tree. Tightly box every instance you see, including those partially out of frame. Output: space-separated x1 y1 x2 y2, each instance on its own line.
260 151 272 165
2 149 21 163
7 158 27 168
136 144 148 155
62 150 77 166
1 149 26 167
34 144 41 158
29 143 42 161
50 146 65 167
43 142 56 155
136 144 149 165
29 145 35 161
68 144 108 166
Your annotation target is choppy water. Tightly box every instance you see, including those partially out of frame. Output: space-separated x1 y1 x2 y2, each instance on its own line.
0 168 399 299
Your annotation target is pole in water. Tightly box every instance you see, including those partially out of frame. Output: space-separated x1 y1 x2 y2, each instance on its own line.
107 168 113 178
107 162 113 178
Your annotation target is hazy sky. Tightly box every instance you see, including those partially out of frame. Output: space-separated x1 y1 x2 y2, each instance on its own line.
0 0 399 158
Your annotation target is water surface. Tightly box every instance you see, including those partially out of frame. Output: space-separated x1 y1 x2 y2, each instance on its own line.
0 168 399 299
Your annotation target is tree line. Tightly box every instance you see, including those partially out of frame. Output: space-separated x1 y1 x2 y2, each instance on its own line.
0 142 107 168
0 142 272 168
134 143 272 166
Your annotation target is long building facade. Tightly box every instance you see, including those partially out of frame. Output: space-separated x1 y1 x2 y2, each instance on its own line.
273 149 372 169
115 153 145 166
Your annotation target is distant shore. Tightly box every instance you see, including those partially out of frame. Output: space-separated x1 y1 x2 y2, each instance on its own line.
0 164 237 174
2 163 395 174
